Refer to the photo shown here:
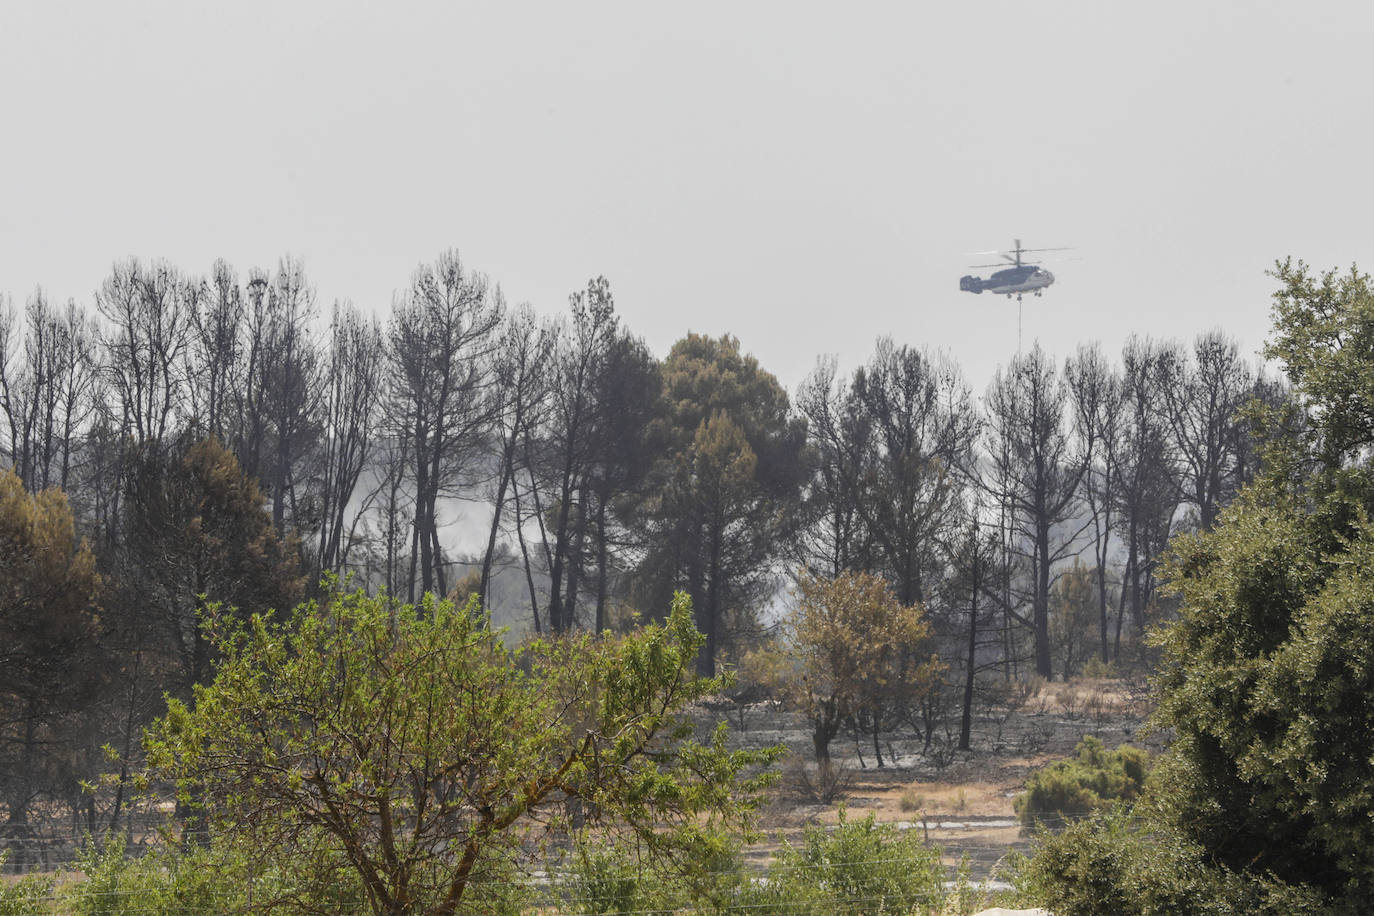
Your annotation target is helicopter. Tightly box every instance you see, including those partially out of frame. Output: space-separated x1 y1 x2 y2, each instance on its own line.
959 239 1068 300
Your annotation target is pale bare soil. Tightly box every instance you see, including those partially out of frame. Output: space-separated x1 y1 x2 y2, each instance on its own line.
710 677 1162 877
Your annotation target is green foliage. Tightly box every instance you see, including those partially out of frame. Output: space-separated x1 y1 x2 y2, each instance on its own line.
118 437 305 691
563 831 746 914
0 468 102 835
59 833 369 915
1014 812 1339 916
1266 260 1374 463
633 333 808 674
1155 492 1374 896
73 835 254 916
737 810 946 914
1079 655 1118 679
562 812 963 916
1155 264 1374 891
142 586 778 915
1014 737 1148 827
1017 260 1374 913
565 842 648 915
0 853 55 916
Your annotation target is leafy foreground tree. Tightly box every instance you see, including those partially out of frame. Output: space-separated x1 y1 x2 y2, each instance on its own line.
142 587 778 915
1018 261 1374 914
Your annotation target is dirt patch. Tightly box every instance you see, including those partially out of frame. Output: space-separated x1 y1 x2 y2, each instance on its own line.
710 675 1162 876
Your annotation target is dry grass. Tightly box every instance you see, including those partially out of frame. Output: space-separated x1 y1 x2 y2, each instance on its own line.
737 676 1157 829
711 676 1161 880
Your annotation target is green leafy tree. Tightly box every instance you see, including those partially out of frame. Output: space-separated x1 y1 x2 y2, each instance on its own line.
0 469 101 864
142 588 777 916
1156 477 1374 898
1014 809 1324 916
1146 262 1374 903
119 437 305 695
1265 259 1374 463
1019 261 1374 913
634 333 807 675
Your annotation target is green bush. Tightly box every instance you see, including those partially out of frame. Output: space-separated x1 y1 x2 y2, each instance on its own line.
1014 811 1341 916
68 833 370 916
737 809 946 915
562 834 743 914
0 855 55 916
71 835 247 916
1009 263 1374 915
565 843 647 915
1013 736 1148 826
565 810 955 915
1142 262 1374 898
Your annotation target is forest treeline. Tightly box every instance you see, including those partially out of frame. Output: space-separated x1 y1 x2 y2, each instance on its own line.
0 249 1282 850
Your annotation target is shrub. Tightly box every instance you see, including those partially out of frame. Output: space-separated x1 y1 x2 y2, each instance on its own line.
563 832 744 914
141 589 776 914
67 833 371 916
0 855 55 916
738 809 946 914
1014 811 1338 916
72 835 249 916
1013 736 1147 827
565 843 647 915
899 787 924 813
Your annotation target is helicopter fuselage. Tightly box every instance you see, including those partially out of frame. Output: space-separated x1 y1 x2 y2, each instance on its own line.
959 265 1054 296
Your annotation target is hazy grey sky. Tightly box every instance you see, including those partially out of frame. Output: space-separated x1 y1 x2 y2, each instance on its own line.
4 1 1370 396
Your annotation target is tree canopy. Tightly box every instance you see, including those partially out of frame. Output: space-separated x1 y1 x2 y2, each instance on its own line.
143 587 778 916
748 569 941 765
633 333 808 675
0 468 101 857
1109 260 1374 905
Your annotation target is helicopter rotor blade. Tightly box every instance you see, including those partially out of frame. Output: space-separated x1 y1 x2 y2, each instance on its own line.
966 255 1080 268
964 242 1075 269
